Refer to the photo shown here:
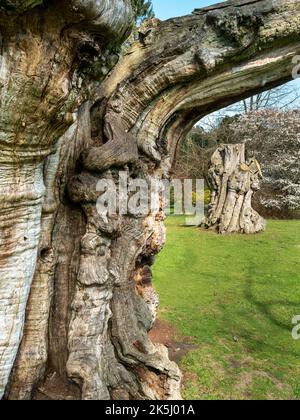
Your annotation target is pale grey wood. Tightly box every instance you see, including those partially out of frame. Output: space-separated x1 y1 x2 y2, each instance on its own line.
203 144 266 234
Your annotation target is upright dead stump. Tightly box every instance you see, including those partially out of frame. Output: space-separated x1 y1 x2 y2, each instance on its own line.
203 144 266 234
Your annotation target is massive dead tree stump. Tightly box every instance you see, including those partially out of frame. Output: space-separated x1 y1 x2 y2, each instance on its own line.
203 144 266 234
0 0 300 400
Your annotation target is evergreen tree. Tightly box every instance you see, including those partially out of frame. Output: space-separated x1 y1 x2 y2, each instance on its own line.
131 0 155 23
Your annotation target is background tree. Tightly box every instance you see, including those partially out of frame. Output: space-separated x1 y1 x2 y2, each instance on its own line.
131 0 155 23
229 109 300 218
236 84 300 113
174 117 238 186
175 108 300 219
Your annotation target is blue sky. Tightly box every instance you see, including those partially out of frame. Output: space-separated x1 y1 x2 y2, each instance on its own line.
152 0 217 20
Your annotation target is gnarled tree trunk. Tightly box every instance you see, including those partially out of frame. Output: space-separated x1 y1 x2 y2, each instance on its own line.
203 144 266 234
0 0 300 400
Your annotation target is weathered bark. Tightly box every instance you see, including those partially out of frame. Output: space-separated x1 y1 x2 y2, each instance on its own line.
0 0 300 400
0 0 134 399
203 144 266 234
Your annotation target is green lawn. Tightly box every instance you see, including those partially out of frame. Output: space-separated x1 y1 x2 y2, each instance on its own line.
152 216 300 400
